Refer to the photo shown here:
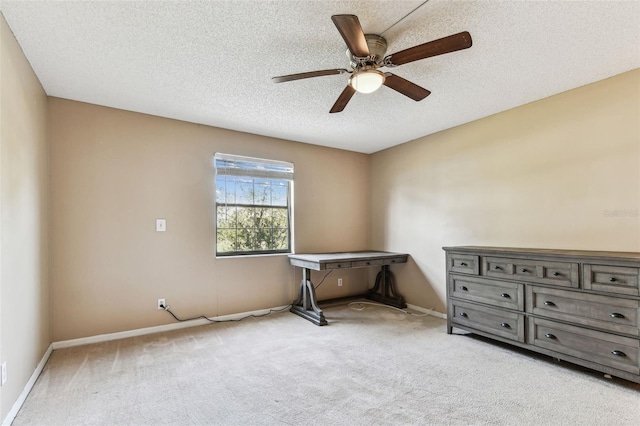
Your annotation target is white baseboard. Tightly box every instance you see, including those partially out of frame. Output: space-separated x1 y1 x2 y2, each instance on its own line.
2 344 53 426
406 303 446 319
52 305 291 350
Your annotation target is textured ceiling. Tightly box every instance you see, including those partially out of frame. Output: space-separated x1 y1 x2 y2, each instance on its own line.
1 0 639 154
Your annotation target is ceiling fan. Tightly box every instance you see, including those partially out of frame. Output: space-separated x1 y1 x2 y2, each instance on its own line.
272 14 472 113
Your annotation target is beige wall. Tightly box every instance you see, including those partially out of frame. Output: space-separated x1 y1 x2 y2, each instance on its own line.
370 69 640 313
49 98 371 341
2 9 638 416
0 14 50 420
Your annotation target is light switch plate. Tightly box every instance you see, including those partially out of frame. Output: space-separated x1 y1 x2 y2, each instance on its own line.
156 218 166 232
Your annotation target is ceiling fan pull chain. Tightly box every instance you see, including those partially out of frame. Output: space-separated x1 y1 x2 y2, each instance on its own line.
380 0 431 36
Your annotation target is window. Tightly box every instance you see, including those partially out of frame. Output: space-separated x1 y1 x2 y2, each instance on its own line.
214 153 293 256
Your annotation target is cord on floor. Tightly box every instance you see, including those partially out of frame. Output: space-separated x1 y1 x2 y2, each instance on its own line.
348 301 433 317
159 303 291 323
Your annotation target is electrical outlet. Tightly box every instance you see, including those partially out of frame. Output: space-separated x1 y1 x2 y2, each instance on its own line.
1 362 7 386
157 298 166 310
338 278 343 287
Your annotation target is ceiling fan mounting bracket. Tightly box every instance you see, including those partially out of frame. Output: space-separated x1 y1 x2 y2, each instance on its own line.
346 34 387 69
383 56 397 68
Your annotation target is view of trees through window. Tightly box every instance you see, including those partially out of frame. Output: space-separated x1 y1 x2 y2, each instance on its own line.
216 175 290 255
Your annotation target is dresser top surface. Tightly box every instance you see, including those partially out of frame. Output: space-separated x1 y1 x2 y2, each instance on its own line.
443 246 640 261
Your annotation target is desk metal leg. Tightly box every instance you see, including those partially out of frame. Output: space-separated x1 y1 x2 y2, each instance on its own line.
290 268 327 326
367 265 406 309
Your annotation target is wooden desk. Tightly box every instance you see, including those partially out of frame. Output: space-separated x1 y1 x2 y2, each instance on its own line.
288 251 408 325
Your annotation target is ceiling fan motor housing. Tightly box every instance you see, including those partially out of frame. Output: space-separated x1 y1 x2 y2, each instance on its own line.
347 34 387 69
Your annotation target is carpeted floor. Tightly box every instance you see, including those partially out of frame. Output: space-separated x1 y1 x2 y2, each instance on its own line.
12 301 640 425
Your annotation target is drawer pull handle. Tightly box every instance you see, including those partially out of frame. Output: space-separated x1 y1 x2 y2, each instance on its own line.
460 286 468 291
553 272 560 277
366 262 370 265
500 293 511 299
521 268 528 273
500 322 511 329
544 301 556 307
494 266 502 270
609 277 617 282
610 313 625 319
544 333 557 339
611 350 626 357
391 260 396 263
460 262 467 266
459 312 468 318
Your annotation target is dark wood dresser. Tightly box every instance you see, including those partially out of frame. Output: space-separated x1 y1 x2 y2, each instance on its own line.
444 246 640 383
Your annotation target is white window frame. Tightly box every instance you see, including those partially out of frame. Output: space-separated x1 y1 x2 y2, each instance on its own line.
214 153 293 257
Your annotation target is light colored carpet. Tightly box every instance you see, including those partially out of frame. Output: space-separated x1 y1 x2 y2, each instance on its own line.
12 301 640 425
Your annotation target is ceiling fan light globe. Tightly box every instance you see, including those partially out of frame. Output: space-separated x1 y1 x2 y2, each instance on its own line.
349 70 385 94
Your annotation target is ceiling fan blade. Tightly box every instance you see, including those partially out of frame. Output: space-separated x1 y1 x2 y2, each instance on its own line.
383 73 431 101
385 31 472 66
331 15 370 57
330 85 356 113
272 69 349 83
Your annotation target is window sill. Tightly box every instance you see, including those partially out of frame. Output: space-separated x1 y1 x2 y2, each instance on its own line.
215 252 291 260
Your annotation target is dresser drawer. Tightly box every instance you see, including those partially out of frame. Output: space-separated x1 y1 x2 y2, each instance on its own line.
482 257 578 288
527 286 640 336
583 264 639 296
447 253 479 275
528 317 640 374
450 300 525 342
449 274 524 311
